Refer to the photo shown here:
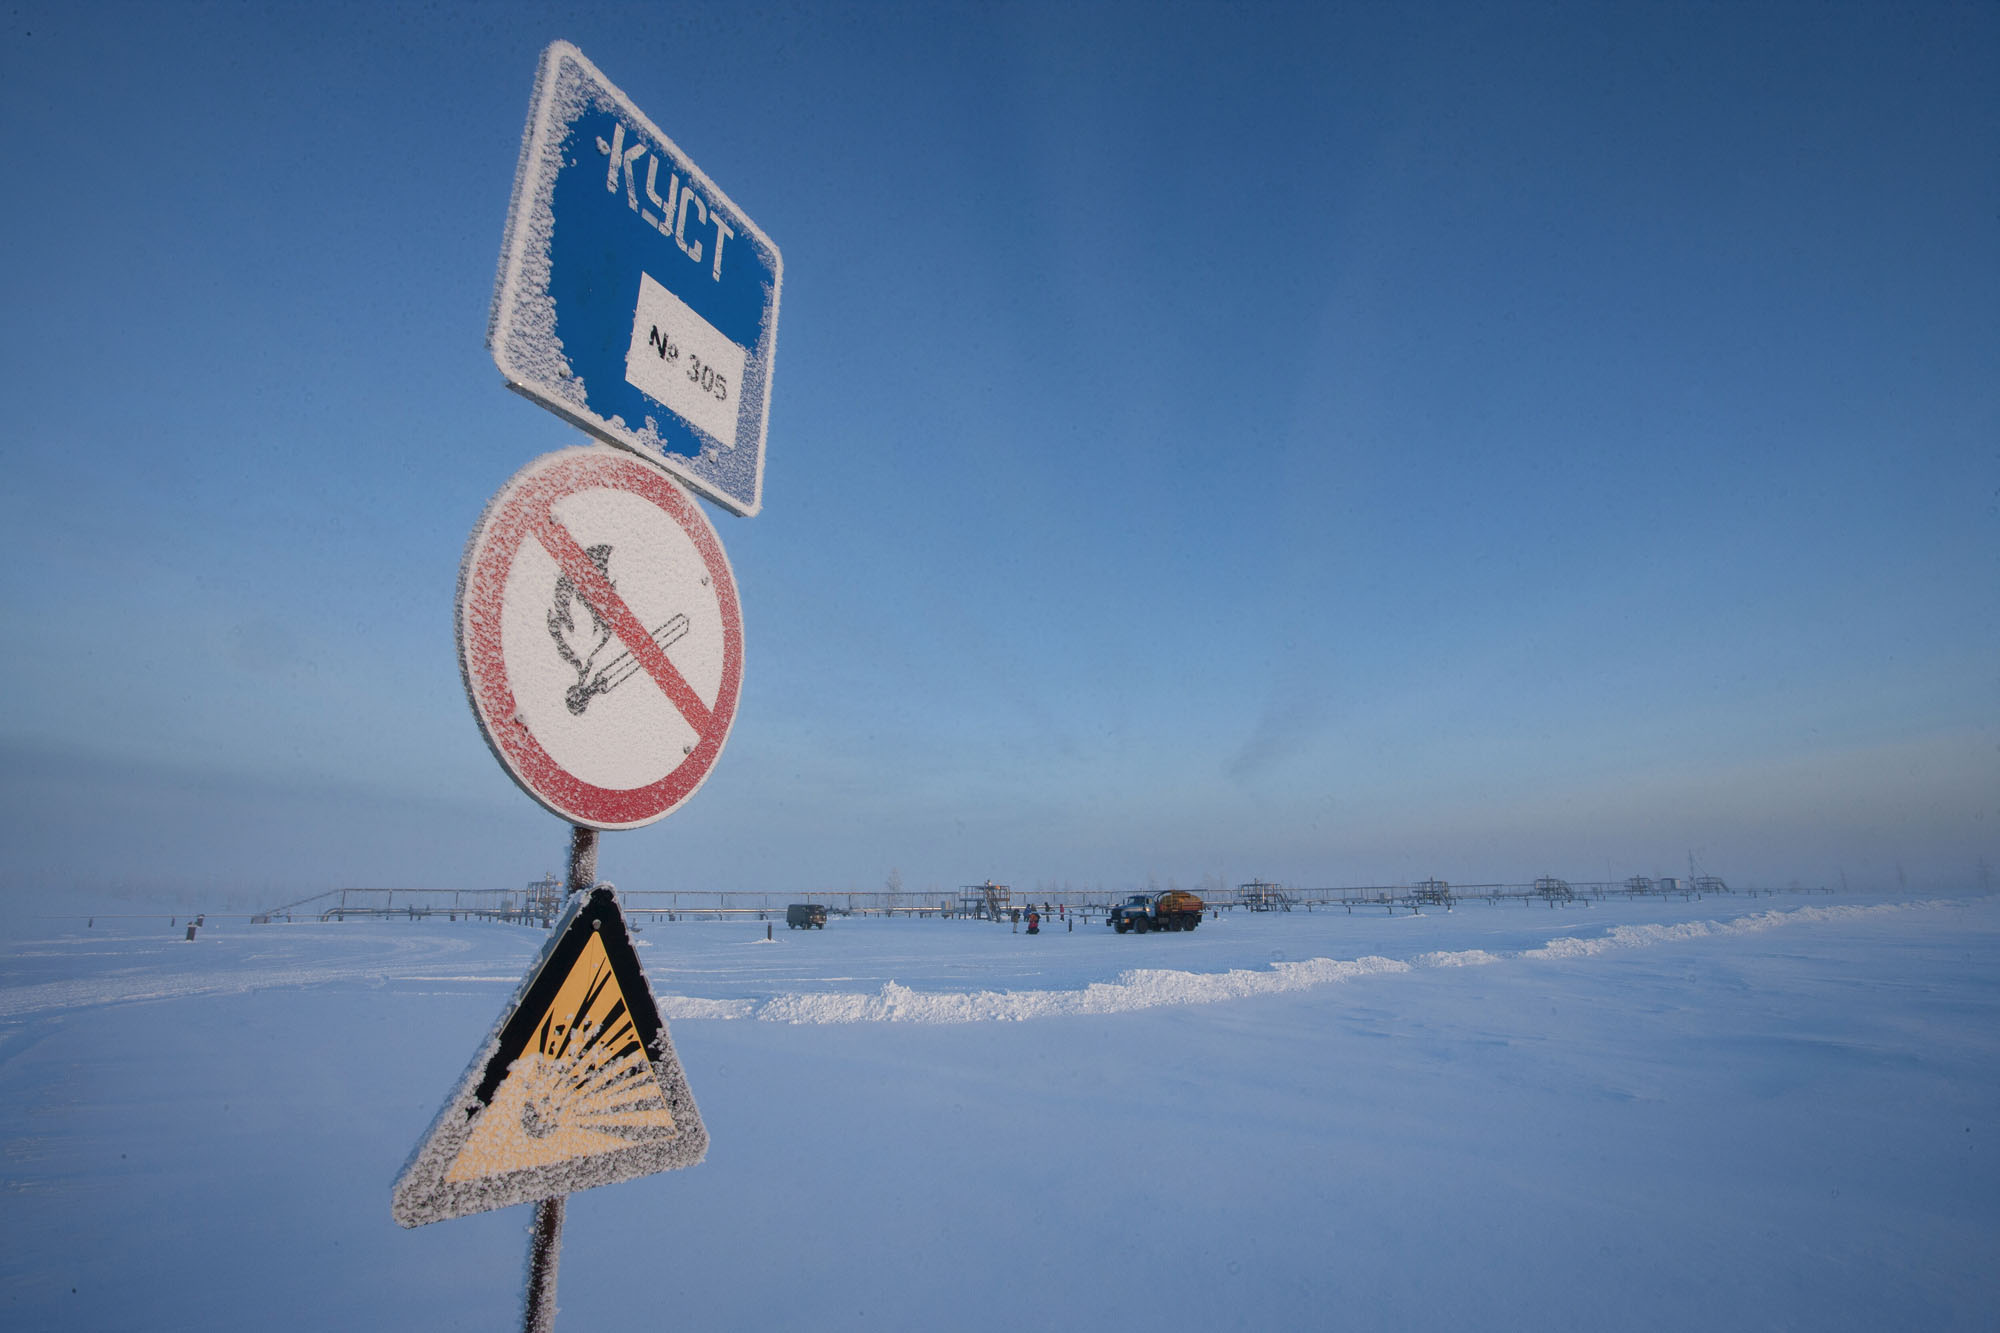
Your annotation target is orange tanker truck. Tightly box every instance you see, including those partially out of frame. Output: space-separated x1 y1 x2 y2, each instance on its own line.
1108 889 1204 933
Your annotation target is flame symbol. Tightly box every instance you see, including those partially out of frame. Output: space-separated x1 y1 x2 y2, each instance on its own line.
548 544 617 714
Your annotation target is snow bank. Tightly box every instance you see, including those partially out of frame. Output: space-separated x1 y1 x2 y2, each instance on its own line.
723 954 1411 1025
660 899 1959 1026
1411 948 1504 968
1522 899 1951 960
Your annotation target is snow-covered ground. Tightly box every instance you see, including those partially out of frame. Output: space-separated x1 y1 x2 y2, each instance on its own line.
2 891 1995 1330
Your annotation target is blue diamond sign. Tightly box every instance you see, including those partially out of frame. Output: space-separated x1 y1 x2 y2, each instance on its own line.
489 42 782 517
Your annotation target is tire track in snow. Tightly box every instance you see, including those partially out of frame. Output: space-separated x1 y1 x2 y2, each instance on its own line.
658 899 1962 1026
0 934 494 1021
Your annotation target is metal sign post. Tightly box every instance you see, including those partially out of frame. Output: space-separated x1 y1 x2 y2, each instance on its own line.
566 825 598 897
523 1192 566 1333
401 40 775 1330
519 823 597 1333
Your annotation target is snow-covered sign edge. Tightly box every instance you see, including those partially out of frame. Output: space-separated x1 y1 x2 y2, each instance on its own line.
488 39 782 519
390 887 707 1227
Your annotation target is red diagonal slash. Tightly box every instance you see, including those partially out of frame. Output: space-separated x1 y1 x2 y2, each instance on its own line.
533 510 713 736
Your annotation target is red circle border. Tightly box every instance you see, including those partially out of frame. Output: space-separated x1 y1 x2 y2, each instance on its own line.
456 448 745 829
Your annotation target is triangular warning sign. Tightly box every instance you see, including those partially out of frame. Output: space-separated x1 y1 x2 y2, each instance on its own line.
393 887 706 1227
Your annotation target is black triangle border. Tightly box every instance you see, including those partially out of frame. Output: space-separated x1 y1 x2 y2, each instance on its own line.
391 887 707 1227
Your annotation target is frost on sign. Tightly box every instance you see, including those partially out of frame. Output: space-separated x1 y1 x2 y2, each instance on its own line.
456 447 745 831
489 40 782 518
392 888 705 1227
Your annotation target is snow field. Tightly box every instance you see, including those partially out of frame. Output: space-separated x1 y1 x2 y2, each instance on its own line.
1 893 1994 1331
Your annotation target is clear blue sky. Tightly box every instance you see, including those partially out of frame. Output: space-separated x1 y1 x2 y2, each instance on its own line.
2 1 1994 905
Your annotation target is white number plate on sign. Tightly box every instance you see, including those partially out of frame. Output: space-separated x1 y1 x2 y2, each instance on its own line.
624 272 747 447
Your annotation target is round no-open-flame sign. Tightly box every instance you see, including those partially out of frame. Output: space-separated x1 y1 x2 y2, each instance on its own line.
457 447 743 829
